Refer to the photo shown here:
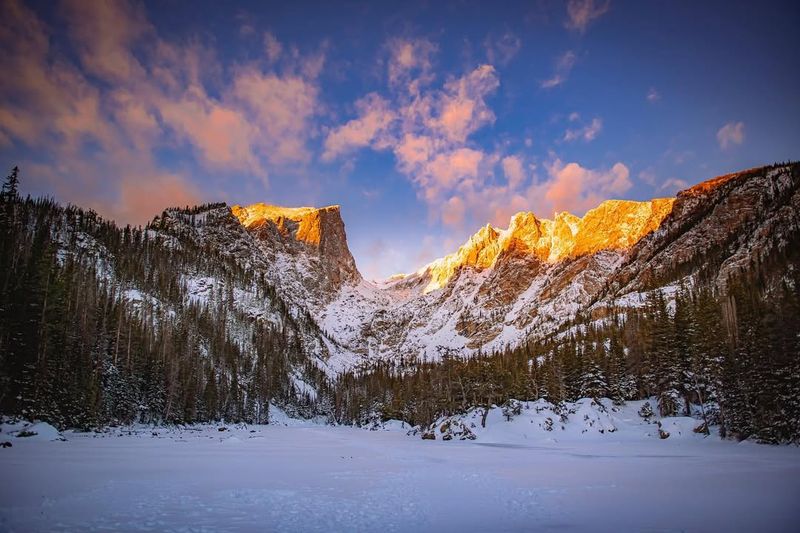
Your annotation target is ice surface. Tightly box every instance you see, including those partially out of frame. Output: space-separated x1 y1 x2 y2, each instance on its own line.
1 414 799 532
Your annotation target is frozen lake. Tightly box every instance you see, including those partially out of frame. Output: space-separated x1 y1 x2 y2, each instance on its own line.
1 417 799 532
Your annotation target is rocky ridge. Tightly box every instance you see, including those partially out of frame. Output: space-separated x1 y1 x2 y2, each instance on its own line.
182 163 799 372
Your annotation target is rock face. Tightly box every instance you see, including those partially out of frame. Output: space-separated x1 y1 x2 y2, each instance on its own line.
217 163 799 372
231 204 361 302
406 197 676 293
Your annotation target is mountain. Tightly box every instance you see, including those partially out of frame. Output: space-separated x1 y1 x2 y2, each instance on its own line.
1 162 798 440
222 163 798 370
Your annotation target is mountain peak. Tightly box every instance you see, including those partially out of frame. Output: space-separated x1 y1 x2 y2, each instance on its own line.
418 197 676 293
232 202 361 290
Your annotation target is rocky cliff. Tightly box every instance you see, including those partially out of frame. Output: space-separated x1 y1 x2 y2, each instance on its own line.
216 163 799 371
231 203 361 307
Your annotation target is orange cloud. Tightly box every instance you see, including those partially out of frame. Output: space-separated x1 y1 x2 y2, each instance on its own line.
115 173 201 224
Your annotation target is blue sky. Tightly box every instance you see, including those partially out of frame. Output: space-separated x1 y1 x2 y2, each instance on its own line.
1 1 798 278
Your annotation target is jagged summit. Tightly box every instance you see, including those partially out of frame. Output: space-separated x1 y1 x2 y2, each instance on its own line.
406 197 675 293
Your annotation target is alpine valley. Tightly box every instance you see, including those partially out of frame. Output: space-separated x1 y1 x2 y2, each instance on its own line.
1 162 799 443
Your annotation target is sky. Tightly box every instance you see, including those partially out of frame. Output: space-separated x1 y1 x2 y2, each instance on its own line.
1 0 798 279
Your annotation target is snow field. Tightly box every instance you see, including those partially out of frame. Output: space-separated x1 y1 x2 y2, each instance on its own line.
2 407 799 532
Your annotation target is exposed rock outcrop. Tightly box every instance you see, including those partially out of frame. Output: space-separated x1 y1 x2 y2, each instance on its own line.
214 163 799 371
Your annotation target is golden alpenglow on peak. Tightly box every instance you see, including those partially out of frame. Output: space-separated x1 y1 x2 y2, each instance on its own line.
420 197 675 293
231 203 342 246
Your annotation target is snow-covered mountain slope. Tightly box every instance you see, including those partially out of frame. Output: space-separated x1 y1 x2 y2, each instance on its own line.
167 163 799 371
148 204 365 375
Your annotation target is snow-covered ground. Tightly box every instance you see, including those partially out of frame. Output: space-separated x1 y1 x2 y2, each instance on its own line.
1 412 799 532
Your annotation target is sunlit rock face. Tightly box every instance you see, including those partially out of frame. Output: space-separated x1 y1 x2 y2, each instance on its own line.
232 203 361 298
416 198 676 293
211 164 798 370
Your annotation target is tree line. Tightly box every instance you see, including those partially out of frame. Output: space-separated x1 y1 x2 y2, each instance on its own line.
0 168 333 429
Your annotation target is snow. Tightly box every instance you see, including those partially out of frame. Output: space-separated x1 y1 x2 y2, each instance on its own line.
1 415 799 532
2 421 64 441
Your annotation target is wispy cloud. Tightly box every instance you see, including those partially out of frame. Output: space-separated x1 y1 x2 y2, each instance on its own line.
564 117 603 142
483 31 522 66
565 0 611 33
646 87 661 102
717 121 745 149
659 177 689 194
540 51 577 89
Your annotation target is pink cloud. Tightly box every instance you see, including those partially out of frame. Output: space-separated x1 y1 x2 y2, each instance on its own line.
565 0 610 33
263 32 283 63
540 51 577 89
431 65 499 143
395 134 434 171
115 173 201 224
483 32 522 66
563 117 603 142
323 93 395 160
659 177 689 194
61 0 150 82
442 196 466 227
157 91 264 176
536 159 632 215
231 68 319 164
501 156 526 189
0 0 323 224
422 148 484 192
717 121 745 150
386 37 437 93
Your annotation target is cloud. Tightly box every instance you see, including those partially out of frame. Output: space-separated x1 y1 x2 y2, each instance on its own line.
717 121 745 149
534 159 632 215
659 178 689 194
541 51 577 89
483 32 522 66
264 32 282 63
638 169 657 186
646 87 660 102
115 173 202 223
230 68 319 164
323 57 501 226
157 93 265 176
429 65 499 143
421 148 484 195
564 117 602 142
442 195 467 227
386 37 437 94
324 36 635 236
565 0 611 33
61 0 150 82
502 156 526 189
0 0 324 225
323 93 395 160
